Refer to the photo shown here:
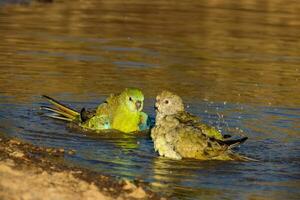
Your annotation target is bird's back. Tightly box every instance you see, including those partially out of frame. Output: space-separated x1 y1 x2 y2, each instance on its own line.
175 129 233 160
96 93 120 118
153 115 241 160
77 94 120 130
174 112 224 140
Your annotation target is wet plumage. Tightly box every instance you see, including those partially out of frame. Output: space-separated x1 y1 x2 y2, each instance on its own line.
151 90 252 161
41 88 149 133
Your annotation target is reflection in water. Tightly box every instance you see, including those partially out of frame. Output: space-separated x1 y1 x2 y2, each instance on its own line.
0 0 299 199
151 157 228 199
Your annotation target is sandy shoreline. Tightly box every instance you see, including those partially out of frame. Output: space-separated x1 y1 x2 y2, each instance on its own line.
0 135 164 200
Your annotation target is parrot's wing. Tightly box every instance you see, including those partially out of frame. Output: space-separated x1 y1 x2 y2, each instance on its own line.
197 123 225 140
175 112 200 124
81 114 111 130
174 112 224 140
96 93 120 116
160 116 254 161
138 112 151 131
173 121 236 160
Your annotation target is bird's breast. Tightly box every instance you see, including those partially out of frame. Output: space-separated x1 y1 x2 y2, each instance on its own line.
111 112 140 133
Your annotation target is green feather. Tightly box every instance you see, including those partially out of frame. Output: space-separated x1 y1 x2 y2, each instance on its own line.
41 88 149 133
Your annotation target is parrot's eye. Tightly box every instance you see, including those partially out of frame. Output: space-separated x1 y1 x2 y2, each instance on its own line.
129 97 133 101
165 100 169 104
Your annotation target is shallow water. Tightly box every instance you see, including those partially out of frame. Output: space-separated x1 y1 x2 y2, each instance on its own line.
0 0 299 199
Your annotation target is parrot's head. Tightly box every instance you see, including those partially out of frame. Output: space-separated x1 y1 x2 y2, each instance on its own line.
121 88 144 112
155 90 184 117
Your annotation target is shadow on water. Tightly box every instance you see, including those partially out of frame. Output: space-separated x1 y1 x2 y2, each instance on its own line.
0 0 300 199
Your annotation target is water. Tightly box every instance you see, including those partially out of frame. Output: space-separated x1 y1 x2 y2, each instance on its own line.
0 0 300 199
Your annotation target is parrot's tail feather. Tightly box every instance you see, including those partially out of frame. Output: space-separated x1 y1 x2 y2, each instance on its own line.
42 95 79 117
217 137 248 149
223 134 232 139
230 153 258 162
40 106 75 119
44 114 73 122
41 95 79 122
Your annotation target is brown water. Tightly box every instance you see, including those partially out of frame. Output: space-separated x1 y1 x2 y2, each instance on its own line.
0 0 299 199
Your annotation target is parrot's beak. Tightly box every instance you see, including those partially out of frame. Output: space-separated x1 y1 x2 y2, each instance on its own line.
135 100 142 111
154 103 159 112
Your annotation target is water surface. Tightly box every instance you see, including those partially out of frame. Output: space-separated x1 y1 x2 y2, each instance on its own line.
0 0 299 199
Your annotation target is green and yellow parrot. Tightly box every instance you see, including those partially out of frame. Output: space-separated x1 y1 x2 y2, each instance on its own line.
41 88 150 133
151 90 253 161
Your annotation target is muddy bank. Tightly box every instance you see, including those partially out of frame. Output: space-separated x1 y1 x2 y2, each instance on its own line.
0 134 164 200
